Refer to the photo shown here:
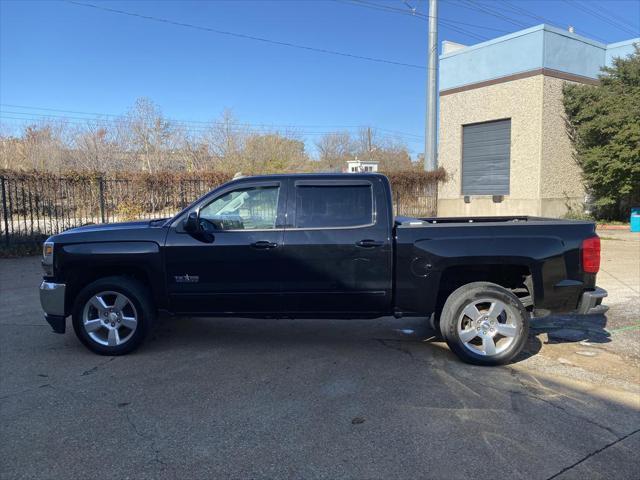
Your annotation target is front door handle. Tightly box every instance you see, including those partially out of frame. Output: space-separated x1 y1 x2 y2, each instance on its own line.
356 239 384 248
250 241 278 250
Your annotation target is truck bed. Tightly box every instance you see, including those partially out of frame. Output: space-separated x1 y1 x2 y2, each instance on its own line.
392 214 598 316
395 215 590 226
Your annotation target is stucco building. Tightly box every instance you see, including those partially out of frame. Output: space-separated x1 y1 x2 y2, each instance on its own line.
437 25 638 217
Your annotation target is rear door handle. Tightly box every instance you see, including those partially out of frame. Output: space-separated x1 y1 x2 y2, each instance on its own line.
250 241 278 250
356 239 384 248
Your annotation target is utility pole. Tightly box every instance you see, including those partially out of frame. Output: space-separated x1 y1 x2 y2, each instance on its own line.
424 0 438 171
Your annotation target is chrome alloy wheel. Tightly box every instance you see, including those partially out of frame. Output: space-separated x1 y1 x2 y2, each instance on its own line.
82 291 138 347
457 298 519 357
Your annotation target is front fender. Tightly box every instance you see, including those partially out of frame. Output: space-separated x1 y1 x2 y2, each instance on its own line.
57 241 166 310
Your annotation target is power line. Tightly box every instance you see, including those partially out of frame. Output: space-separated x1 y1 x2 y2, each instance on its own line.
337 0 509 33
583 0 640 32
336 0 421 18
0 112 425 141
499 0 608 43
439 19 508 35
0 116 424 150
336 0 506 41
563 0 639 37
372 0 491 41
0 103 356 129
62 0 425 70
0 112 346 135
451 0 530 29
440 20 488 41
0 103 424 138
439 18 509 35
0 113 414 139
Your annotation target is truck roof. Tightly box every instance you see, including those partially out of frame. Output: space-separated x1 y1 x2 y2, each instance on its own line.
232 172 388 182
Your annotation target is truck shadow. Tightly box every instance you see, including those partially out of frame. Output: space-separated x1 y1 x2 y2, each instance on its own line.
516 313 611 362
147 313 609 365
530 313 611 343
149 314 458 360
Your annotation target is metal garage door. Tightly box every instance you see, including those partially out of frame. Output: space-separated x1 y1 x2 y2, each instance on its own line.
462 119 511 195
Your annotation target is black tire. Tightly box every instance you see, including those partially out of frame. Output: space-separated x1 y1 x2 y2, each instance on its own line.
439 282 529 366
72 276 155 355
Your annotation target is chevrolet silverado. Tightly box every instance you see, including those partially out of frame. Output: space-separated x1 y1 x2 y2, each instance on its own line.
39 173 607 365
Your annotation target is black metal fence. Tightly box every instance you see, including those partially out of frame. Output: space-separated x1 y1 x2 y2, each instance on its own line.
392 182 438 219
1 173 438 246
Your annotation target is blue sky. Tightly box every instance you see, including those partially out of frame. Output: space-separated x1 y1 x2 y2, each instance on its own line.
1 0 639 157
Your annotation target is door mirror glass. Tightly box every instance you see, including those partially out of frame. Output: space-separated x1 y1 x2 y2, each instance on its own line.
183 211 200 233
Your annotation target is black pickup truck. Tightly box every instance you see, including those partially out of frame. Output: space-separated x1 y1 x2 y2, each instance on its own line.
39 173 607 365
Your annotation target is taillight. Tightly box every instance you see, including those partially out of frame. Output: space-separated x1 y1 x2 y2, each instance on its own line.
582 236 601 273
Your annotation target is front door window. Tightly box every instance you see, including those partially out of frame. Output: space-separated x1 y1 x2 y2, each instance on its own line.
199 186 280 230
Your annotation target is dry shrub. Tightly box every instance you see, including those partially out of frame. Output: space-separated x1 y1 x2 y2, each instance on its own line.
0 168 446 228
383 167 447 189
114 201 146 221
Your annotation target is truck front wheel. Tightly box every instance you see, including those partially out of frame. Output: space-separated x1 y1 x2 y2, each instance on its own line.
72 276 155 355
439 282 529 366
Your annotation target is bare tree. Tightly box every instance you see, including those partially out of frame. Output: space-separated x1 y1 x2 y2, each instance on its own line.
179 134 209 172
242 132 309 173
0 129 23 170
123 98 179 172
354 126 379 160
203 109 246 172
20 121 69 171
0 98 417 174
352 127 415 171
371 137 414 172
315 131 354 171
72 122 121 172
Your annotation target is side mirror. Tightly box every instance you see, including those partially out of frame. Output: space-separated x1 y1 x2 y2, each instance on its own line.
183 211 200 233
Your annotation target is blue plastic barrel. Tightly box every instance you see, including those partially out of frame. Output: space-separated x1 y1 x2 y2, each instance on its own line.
631 207 640 233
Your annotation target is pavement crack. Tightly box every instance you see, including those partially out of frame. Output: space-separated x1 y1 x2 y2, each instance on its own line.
600 267 640 294
50 383 163 458
475 373 620 438
81 357 116 376
375 338 414 358
545 427 640 480
153 449 169 468
510 371 619 437
0 323 48 327
0 386 43 400
528 391 617 436
122 407 147 439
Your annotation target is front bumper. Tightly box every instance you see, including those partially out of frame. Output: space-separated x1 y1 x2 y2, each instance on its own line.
40 281 67 333
576 287 609 315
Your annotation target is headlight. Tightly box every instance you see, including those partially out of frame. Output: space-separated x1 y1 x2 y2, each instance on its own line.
42 241 54 276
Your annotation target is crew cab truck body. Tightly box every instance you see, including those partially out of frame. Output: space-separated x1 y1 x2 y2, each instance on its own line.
40 173 607 365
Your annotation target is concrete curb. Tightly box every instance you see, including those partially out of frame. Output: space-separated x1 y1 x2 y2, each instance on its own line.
596 224 631 231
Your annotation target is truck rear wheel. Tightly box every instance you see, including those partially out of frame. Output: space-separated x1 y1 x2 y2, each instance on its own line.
72 276 154 355
439 282 529 366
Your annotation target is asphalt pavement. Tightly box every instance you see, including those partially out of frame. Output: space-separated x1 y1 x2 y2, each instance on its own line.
1 235 639 479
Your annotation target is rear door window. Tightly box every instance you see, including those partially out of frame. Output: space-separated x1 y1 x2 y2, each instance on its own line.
294 184 373 228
